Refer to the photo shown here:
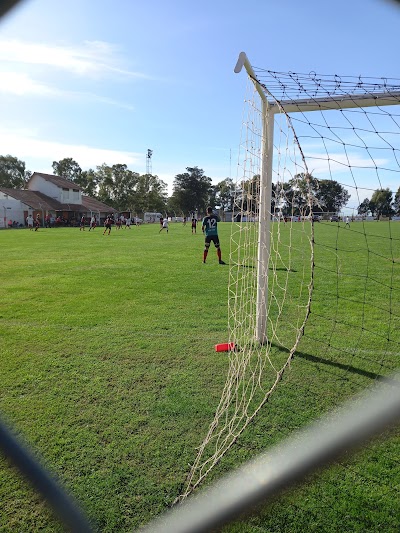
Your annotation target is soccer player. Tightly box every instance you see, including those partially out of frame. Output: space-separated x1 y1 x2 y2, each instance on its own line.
191 216 197 234
159 217 169 233
103 215 113 235
201 207 225 264
26 214 34 230
89 215 96 231
80 215 85 231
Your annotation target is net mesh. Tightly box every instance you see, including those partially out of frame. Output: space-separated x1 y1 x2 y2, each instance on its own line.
179 68 400 501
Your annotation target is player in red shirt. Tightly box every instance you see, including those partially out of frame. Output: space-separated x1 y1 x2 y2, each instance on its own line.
103 215 113 235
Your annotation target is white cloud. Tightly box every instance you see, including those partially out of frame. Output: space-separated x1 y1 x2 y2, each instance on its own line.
0 70 135 110
0 71 55 96
0 39 143 108
0 39 148 79
0 129 142 169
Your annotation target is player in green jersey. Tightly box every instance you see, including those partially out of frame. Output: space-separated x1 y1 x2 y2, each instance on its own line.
201 207 226 264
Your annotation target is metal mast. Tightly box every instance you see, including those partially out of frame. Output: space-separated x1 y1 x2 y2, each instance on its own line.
146 149 153 175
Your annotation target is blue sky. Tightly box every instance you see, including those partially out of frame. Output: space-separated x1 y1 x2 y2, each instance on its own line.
1 0 400 198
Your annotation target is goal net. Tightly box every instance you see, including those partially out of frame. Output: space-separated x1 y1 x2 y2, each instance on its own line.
179 54 400 501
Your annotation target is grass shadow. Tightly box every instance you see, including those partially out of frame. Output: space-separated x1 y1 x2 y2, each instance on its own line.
269 341 385 381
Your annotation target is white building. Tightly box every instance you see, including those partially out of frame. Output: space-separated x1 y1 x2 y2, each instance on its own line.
0 172 117 228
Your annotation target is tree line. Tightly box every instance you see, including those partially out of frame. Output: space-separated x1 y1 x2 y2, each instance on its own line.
357 188 400 218
1 154 399 217
0 154 232 216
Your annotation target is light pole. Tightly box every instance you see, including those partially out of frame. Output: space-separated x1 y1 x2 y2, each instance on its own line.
146 149 153 175
37 202 45 227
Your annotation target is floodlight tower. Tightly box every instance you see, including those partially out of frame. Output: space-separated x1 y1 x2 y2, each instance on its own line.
146 149 153 175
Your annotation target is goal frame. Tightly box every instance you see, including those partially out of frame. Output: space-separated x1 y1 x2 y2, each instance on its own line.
234 51 400 344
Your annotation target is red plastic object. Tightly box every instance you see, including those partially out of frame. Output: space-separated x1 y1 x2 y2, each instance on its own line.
215 342 236 352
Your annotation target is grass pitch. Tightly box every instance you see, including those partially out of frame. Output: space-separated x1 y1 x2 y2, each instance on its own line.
0 221 399 532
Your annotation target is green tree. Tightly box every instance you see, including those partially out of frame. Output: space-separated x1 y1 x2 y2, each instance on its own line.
52 158 82 182
0 155 30 188
208 184 218 211
80 168 99 197
215 178 236 213
315 179 350 212
357 197 372 216
370 188 394 218
279 174 349 216
283 173 317 215
96 164 139 209
279 181 295 216
236 178 291 217
235 175 260 214
52 159 101 196
133 174 167 214
393 186 400 215
170 166 212 214
166 195 183 218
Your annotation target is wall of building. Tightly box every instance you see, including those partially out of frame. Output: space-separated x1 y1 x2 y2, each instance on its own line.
29 175 60 199
0 193 31 227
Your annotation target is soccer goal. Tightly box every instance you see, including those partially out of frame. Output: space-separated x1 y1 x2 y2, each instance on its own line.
179 53 400 501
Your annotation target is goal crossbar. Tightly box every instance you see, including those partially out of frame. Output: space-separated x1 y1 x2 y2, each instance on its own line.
270 92 400 113
235 51 400 114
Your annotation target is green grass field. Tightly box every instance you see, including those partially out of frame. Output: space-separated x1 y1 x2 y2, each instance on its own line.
0 222 399 532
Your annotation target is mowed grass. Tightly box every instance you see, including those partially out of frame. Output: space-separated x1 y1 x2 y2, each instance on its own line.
0 221 399 532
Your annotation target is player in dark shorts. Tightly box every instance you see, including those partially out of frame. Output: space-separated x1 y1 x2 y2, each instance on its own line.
80 215 85 231
201 206 225 264
191 216 197 234
103 215 113 235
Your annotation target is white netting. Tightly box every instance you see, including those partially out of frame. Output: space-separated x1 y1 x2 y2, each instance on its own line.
179 67 400 500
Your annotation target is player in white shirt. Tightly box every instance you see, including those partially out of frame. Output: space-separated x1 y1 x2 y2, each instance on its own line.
159 218 169 233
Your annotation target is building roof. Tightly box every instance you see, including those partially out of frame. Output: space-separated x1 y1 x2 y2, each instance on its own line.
0 187 117 213
82 196 117 213
28 172 84 191
0 188 62 210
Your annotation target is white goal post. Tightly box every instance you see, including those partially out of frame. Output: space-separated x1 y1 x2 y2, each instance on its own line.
178 52 400 503
234 51 400 345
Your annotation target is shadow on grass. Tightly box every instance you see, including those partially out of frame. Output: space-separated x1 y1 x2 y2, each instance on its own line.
294 350 386 381
269 341 385 381
235 265 298 272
